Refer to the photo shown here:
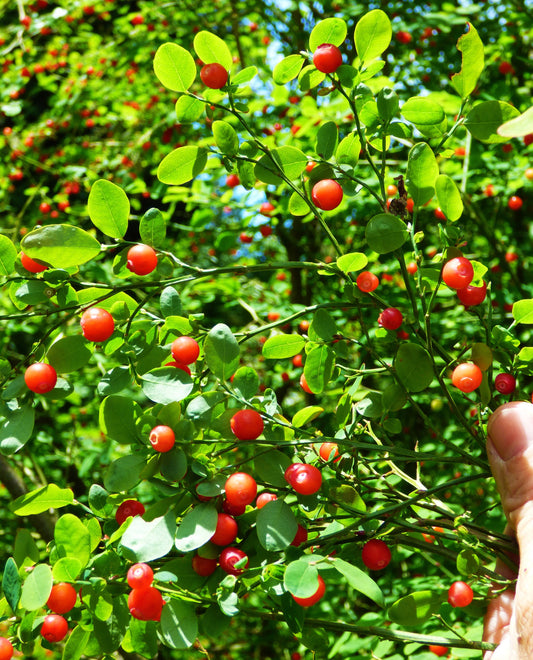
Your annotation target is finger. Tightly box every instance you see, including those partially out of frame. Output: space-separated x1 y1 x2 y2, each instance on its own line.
486 401 533 658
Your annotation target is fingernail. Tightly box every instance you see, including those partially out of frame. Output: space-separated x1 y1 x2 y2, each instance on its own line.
487 401 533 461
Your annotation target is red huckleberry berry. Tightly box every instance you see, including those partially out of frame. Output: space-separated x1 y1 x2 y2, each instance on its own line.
149 425 175 452
442 256 474 290
256 492 277 508
80 307 115 342
210 512 239 546
192 554 217 576
428 645 449 657
356 271 379 292
362 539 392 570
126 244 158 275
171 336 200 364
456 281 487 307
312 43 343 73
284 463 322 495
311 179 343 210
447 581 473 607
226 174 239 187
290 523 308 547
47 583 77 614
127 563 154 589
200 63 228 89
494 372 516 394
292 575 326 607
219 547 249 575
378 307 403 330
225 472 257 507
0 638 13 660
319 442 339 461
451 363 483 393
116 499 145 526
24 362 57 393
230 409 264 440
508 195 523 211
41 614 69 643
21 252 48 273
128 586 164 620
222 498 246 516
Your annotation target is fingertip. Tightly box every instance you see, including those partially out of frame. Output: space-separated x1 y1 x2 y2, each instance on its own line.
487 401 533 461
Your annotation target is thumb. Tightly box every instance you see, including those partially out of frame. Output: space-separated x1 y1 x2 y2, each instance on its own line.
486 401 533 658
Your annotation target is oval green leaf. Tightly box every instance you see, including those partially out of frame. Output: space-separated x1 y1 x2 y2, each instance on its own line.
160 600 198 650
405 142 439 206
303 344 334 393
255 146 308 185
262 334 305 359
512 299 533 324
273 55 305 85
141 366 193 404
284 560 319 598
193 31 233 70
10 484 74 515
99 395 140 444
140 208 166 247
465 100 521 144
0 235 17 276
55 513 92 568
20 564 52 611
292 406 324 428
256 499 298 551
435 174 463 222
451 23 484 99
157 146 208 185
394 343 434 392
336 132 361 167
204 323 240 380
388 590 443 626
331 557 384 607
315 121 338 160
401 97 445 126
175 503 218 552
310 17 347 52
21 225 101 268
120 512 176 562
0 405 35 455
365 214 408 254
336 252 367 274
103 454 146 492
175 96 204 123
354 10 392 64
212 120 239 155
88 179 129 239
47 335 92 373
153 43 196 92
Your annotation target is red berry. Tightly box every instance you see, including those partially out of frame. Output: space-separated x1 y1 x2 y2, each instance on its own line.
361 539 391 570
356 271 379 292
0 638 13 660
267 311 280 322
126 244 158 275
200 63 228 89
434 207 446 220
24 363 57 394
259 225 272 237
451 363 483 393
210 513 239 546
127 563 154 589
319 442 339 461
166 361 192 375
406 261 418 275
192 554 217 576
292 575 326 607
222 499 246 516
130 14 144 25
226 174 240 188
299 373 313 393
128 586 164 620
41 614 68 643
508 195 523 211
230 409 264 440
239 232 253 243
386 184 398 196
219 547 248 575
39 202 51 213
284 463 322 495
260 202 275 215
447 581 473 608
80 307 115 342
47 583 77 614
428 645 449 657
396 30 412 44
292 354 303 368
312 43 343 73
441 256 474 290
498 61 514 75
256 492 277 508
494 373 516 395
311 179 343 211
171 336 200 364
378 307 403 330
149 425 175 452
225 472 257 507
21 251 48 273
290 523 308 547
116 499 145 526
456 281 487 307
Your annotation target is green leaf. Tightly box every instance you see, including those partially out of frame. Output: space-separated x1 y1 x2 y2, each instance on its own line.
435 174 463 222
232 366 259 399
262 334 305 359
405 143 439 206
47 336 92 373
55 514 92 568
175 503 218 553
124 619 158 658
103 454 146 492
336 252 367 274
193 31 233 70
388 590 443 626
120 512 176 562
160 600 198 649
11 484 74 515
498 106 533 138
153 43 196 92
284 560 319 598
457 548 481 576
14 529 39 567
303 344 335 393
309 308 337 342
513 299 533 324
298 65 325 92
289 192 311 216
87 179 129 239
159 447 188 482
365 214 408 254
232 66 257 85
451 23 484 99
99 396 141 444
204 323 240 380
331 557 384 607
376 86 399 123
62 625 91 660
141 366 193 404
254 450 292 487
315 121 338 160
273 55 305 85
20 564 52 611
160 286 181 317
394 343 434 392
0 235 17 275
175 96 204 123
21 225 101 269
0 405 34 455
157 146 208 185
292 406 324 428
212 120 239 155
354 10 392 64
52 557 82 582
309 17 347 51
256 499 298 551
255 147 308 185
2 557 21 612
465 101 521 144
92 598 129 653
401 97 445 126
335 132 361 167
140 208 166 247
